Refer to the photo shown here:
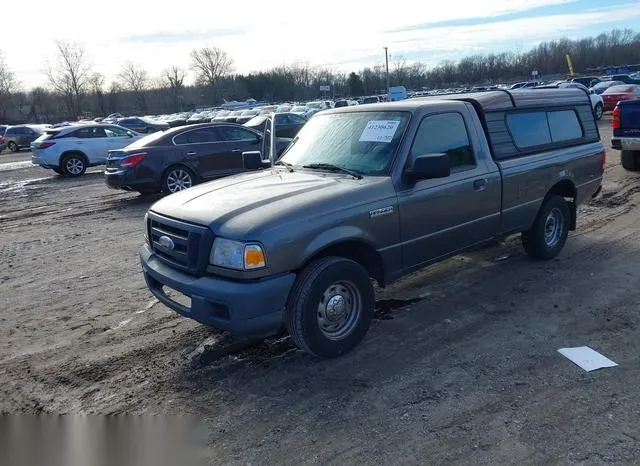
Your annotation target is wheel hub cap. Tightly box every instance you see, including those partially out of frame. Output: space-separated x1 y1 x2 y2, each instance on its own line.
544 208 563 247
167 170 192 192
317 281 361 341
66 159 83 174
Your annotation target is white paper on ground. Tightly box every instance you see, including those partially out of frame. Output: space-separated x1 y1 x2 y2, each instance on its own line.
558 346 618 372
359 120 401 143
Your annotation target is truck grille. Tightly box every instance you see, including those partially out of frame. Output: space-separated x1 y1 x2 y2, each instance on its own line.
148 212 213 275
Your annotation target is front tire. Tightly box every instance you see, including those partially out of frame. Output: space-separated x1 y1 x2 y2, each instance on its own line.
522 195 570 260
285 257 374 358
162 166 195 194
8 142 18 153
594 103 603 120
62 154 87 177
621 150 639 171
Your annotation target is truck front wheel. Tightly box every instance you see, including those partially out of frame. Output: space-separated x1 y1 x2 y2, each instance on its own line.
522 195 570 260
621 150 639 171
285 257 374 358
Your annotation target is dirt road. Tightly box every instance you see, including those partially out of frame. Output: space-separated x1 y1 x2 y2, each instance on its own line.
1 121 640 465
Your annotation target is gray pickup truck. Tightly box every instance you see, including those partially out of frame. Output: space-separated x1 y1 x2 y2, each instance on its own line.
140 89 604 358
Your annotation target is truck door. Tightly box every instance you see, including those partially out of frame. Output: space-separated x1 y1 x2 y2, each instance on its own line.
397 111 501 269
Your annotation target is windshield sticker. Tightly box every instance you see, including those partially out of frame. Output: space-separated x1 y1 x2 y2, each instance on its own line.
359 120 401 143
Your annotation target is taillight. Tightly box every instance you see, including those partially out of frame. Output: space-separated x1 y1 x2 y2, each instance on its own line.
36 141 55 149
120 152 146 168
600 149 606 172
612 106 620 129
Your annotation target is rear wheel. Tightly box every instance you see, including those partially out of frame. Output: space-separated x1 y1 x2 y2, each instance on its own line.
522 195 570 260
285 257 374 358
8 142 18 153
621 150 640 171
594 103 603 120
162 166 195 194
62 153 87 177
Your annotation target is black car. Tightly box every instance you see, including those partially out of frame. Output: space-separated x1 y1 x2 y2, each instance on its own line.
117 117 169 133
244 113 307 138
104 123 292 194
3 125 46 152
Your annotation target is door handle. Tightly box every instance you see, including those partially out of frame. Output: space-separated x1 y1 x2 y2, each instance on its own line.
231 149 242 153
473 178 488 191
186 151 197 156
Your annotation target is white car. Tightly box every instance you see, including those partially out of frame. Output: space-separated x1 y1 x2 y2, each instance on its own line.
31 124 141 176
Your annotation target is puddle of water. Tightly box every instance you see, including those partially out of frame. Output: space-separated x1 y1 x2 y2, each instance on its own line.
374 297 425 320
0 160 35 172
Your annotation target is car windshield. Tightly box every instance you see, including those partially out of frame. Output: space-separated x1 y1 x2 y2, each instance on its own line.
279 111 410 176
605 85 635 93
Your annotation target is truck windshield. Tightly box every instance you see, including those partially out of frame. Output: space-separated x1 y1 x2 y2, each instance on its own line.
279 111 410 175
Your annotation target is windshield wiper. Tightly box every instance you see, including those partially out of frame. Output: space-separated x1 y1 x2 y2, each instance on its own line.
275 160 294 172
302 163 363 179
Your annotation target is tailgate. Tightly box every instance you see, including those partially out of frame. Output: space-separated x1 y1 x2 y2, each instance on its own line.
616 101 640 138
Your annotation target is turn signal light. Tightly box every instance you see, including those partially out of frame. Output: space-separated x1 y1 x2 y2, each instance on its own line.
36 141 56 149
600 149 606 172
244 245 266 269
612 106 620 129
120 153 146 168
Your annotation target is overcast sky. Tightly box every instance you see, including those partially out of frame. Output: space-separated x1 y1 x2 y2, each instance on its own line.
3 0 639 89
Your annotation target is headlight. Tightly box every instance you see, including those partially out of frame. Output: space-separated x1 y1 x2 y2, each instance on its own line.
143 212 149 243
210 238 266 270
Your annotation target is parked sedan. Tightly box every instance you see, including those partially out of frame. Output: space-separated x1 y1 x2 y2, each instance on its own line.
117 117 170 133
104 123 292 194
602 84 640 111
31 124 141 176
244 112 307 138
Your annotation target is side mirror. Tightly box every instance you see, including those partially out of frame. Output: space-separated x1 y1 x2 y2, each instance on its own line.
242 151 265 170
126 131 134 138
407 153 451 182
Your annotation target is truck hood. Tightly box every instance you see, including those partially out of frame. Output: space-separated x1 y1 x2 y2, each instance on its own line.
149 168 394 239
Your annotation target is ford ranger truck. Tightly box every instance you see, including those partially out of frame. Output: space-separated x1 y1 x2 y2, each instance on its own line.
140 89 605 358
611 100 640 171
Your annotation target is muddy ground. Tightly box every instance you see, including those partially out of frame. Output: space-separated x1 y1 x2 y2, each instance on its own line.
1 120 640 465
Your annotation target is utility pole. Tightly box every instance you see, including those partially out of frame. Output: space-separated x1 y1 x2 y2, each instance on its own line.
384 46 390 96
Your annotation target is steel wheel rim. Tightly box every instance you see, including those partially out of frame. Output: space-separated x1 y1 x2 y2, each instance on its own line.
166 170 192 192
317 280 361 341
66 158 84 175
544 207 563 247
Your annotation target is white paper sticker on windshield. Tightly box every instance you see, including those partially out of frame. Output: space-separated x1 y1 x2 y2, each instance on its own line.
359 120 401 143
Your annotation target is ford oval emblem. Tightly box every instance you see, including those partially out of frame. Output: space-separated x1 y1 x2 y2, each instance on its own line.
158 236 175 250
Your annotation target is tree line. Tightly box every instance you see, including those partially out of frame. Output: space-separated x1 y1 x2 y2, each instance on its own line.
1 28 639 124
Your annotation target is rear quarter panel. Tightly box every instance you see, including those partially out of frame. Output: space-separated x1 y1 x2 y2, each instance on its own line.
497 141 603 233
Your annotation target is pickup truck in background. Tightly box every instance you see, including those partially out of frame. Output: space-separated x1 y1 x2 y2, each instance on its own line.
140 89 604 358
612 100 640 171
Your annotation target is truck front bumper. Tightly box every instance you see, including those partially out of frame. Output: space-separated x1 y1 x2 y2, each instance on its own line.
612 137 640 151
140 243 296 336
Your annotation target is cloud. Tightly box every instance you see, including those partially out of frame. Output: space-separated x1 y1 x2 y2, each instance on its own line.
120 28 246 44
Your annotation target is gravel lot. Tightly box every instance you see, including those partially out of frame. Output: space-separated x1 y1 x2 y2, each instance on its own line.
1 119 640 465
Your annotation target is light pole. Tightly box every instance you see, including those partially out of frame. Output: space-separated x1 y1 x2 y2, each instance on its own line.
384 47 390 95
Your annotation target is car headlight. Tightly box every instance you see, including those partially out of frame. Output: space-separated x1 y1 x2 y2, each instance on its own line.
210 238 266 270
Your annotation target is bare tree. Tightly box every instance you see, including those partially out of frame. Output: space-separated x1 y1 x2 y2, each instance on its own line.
163 65 185 111
190 46 233 102
119 62 149 112
46 41 91 119
0 51 19 120
88 72 106 116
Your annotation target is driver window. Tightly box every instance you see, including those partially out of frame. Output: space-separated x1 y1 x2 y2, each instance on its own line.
410 113 476 171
